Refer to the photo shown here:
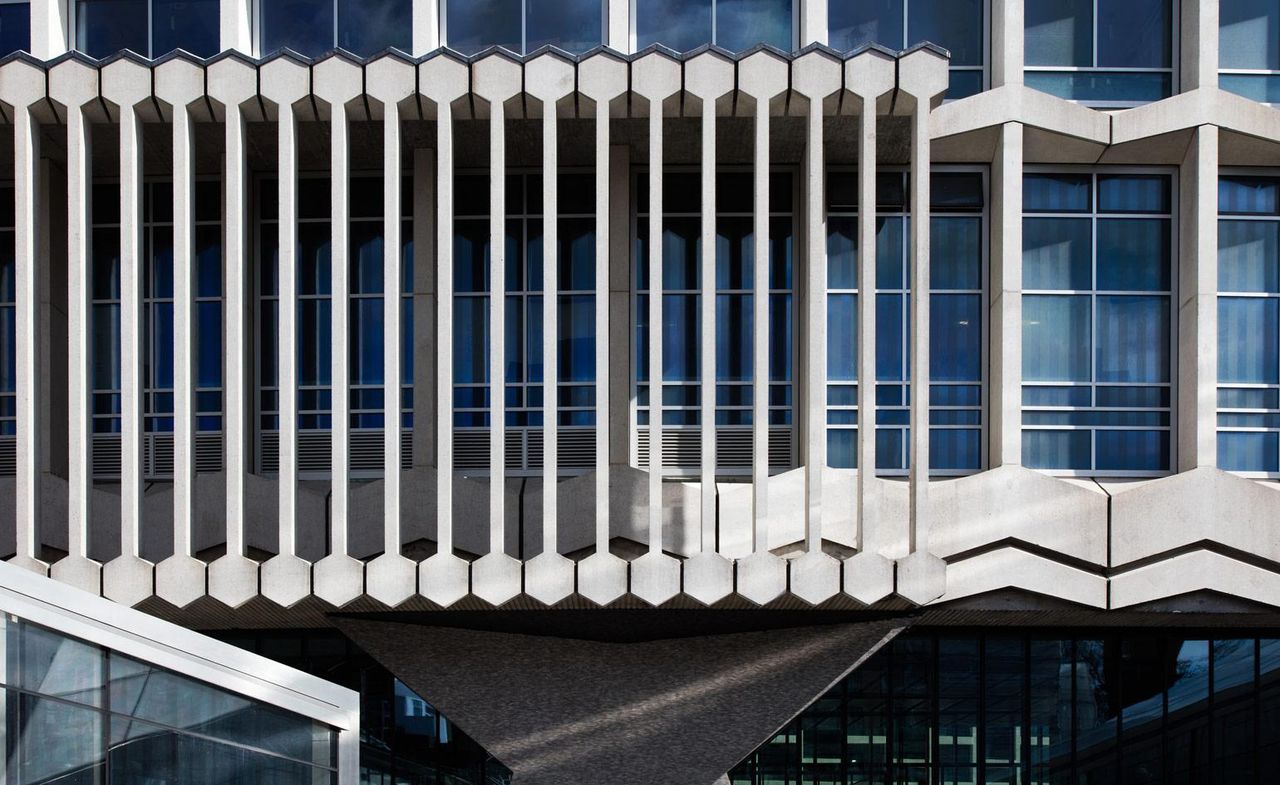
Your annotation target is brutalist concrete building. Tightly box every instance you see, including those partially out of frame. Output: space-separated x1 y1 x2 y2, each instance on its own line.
1 0 1279 782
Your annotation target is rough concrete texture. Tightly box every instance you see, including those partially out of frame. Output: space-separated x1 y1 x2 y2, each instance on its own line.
337 617 906 785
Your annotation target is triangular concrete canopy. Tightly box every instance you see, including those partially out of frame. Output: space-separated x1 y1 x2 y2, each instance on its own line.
337 616 907 785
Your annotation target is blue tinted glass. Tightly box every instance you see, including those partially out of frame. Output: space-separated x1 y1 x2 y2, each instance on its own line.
1098 0 1170 67
931 218 980 290
947 69 984 99
909 0 982 66
298 224 331 295
454 221 489 293
1025 71 1172 102
1219 431 1279 472
875 427 905 470
351 298 384 385
1025 0 1091 66
769 293 791 381
261 0 333 56
1219 387 1280 408
1223 0 1280 69
1023 218 1091 290
1221 73 1280 103
931 428 979 470
92 302 120 390
297 300 331 386
717 293 751 382
151 304 174 388
1095 386 1167 407
1219 220 1280 292
1096 295 1169 383
829 294 857 381
828 429 857 469
0 3 29 55
663 219 700 290
716 0 793 52
1023 429 1090 470
1023 385 1091 407
350 223 384 294
876 217 905 289
1096 219 1170 291
1024 174 1091 212
195 226 221 298
559 219 595 290
338 0 411 55
1096 429 1168 471
828 217 857 289
931 294 980 382
454 297 488 384
77 0 147 57
0 307 13 393
560 295 594 382
447 0 520 54
717 217 753 290
153 0 219 57
636 0 712 52
528 0 601 53
1098 175 1170 213
1023 294 1090 382
876 293 904 382
1219 176 1280 216
1219 297 1279 383
828 0 902 51
196 301 221 388
665 293 699 381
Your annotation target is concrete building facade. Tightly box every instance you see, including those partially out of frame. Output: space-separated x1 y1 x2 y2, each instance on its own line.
1 0 1279 782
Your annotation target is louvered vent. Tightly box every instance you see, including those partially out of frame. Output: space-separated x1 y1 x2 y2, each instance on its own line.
147 433 175 477
454 429 490 470
297 430 331 474
195 432 223 473
0 436 15 476
350 430 383 472
92 434 122 479
259 430 279 473
637 427 794 471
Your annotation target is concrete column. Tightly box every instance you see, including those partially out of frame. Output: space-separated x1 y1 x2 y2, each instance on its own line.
154 57 208 609
101 57 153 608
736 50 788 607
841 49 896 605
681 51 734 606
412 148 436 471
220 0 253 55
366 55 418 608
799 0 827 47
895 47 948 606
576 51 629 607
30 0 69 60
1179 125 1218 470
629 51 681 607
789 50 842 605
256 54 312 609
1181 0 1219 91
524 53 577 606
470 53 522 608
48 59 99 595
417 53 470 608
0 60 48 577
990 0 1024 88
606 0 629 51
206 58 258 609
312 55 365 608
414 0 440 54
990 123 1023 466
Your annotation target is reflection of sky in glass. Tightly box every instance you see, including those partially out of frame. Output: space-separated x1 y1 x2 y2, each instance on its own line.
448 0 521 54
717 0 793 52
261 0 334 57
636 0 712 52
338 0 411 55
527 0 602 52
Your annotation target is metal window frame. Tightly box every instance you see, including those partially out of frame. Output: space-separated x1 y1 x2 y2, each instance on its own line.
1021 164 1180 479
824 163 990 479
630 164 800 477
630 0 799 53
440 0 609 54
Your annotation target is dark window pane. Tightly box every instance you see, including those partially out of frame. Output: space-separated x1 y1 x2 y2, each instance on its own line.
1220 175 1280 216
828 0 902 51
153 0 220 57
261 0 334 57
447 0 521 53
0 3 30 55
1098 175 1171 214
908 0 982 66
1025 173 1091 212
1025 71 1172 102
1025 0 1092 66
1096 219 1170 291
636 0 712 52
78 0 147 56
1097 0 1170 68
527 0 601 52
716 0 793 52
338 0 411 55
1221 0 1280 70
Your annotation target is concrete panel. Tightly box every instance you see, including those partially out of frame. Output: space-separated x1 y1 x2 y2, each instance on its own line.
935 548 1107 608
1111 549 1280 609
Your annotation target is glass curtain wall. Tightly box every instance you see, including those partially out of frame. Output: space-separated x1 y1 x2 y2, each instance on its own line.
1 616 338 784
1021 172 1174 475
826 170 985 475
730 630 1280 785
445 0 603 54
76 0 219 58
634 171 795 474
635 0 794 53
1218 174 1280 475
1221 0 1280 102
827 0 985 99
453 173 597 473
0 187 13 448
1024 0 1173 105
260 0 412 57
257 175 412 477
90 181 224 480
0 1 28 56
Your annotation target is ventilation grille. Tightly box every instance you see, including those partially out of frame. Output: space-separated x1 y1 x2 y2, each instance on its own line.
88 432 225 481
454 428 596 472
0 436 15 476
637 427 794 471
259 429 414 477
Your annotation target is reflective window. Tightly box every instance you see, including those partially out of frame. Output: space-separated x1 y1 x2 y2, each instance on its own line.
257 176 413 477
1218 174 1280 475
454 173 597 472
826 170 985 475
76 0 219 58
0 2 29 56
0 187 13 442
446 0 603 54
261 0 411 58
1024 0 1173 105
635 0 793 53
90 182 222 480
1 617 337 784
1221 0 1280 101
635 171 795 474
828 0 985 99
1022 172 1174 475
